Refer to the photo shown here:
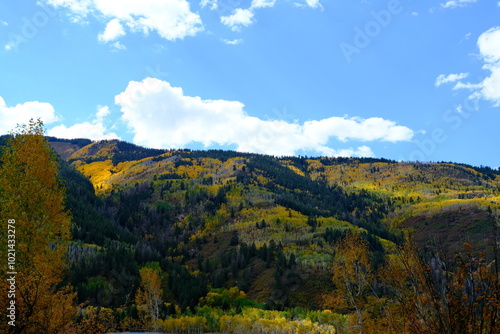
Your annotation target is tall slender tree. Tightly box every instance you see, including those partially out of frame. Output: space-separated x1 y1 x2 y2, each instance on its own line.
135 265 164 332
332 231 374 334
0 119 76 334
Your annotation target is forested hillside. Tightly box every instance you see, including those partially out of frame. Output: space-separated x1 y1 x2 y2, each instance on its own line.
2 134 499 333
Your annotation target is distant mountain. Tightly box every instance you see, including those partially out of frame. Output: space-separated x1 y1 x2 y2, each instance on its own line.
43 137 499 310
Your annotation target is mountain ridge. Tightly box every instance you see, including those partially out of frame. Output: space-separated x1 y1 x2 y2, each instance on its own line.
2 134 499 332
46 136 499 263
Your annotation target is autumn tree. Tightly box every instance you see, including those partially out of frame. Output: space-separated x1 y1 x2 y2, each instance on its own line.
332 231 374 334
135 264 164 331
0 119 76 333
383 236 500 334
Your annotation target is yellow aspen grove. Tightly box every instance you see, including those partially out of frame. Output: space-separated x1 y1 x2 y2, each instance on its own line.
0 119 76 334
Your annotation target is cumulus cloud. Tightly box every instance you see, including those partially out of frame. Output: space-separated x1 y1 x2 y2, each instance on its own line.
220 0 301 31
115 78 414 157
450 27 500 106
441 0 478 8
0 97 59 134
44 0 203 41
47 0 319 36
435 72 469 86
304 0 323 9
303 117 414 143
477 27 500 63
96 105 111 118
98 18 125 43
221 8 254 31
44 0 94 23
48 106 120 140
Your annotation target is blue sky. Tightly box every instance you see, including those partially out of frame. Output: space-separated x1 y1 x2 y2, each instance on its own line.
0 0 499 167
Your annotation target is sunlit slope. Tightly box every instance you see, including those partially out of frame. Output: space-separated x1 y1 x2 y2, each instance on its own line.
49 140 398 305
300 157 500 257
47 138 500 307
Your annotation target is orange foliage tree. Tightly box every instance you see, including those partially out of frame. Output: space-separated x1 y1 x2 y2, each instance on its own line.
332 231 374 334
383 236 500 334
0 119 77 333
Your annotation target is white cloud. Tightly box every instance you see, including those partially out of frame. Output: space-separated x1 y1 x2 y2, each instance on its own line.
451 27 500 106
115 78 414 157
96 105 111 118
222 38 243 45
44 0 203 41
303 116 414 143
48 123 120 141
435 72 469 86
200 0 217 10
251 0 276 9
441 0 478 8
452 82 482 90
221 8 254 31
110 41 126 51
0 20 8 26
219 0 282 31
48 106 120 140
0 97 59 134
304 0 323 9
98 18 125 43
477 27 500 63
411 12 419 16
44 0 94 23
294 0 323 9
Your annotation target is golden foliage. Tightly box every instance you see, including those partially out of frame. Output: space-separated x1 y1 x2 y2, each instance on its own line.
135 266 164 331
332 231 374 333
0 119 77 333
381 237 500 334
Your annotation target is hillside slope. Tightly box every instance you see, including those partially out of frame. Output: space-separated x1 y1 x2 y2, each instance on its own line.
45 138 500 311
